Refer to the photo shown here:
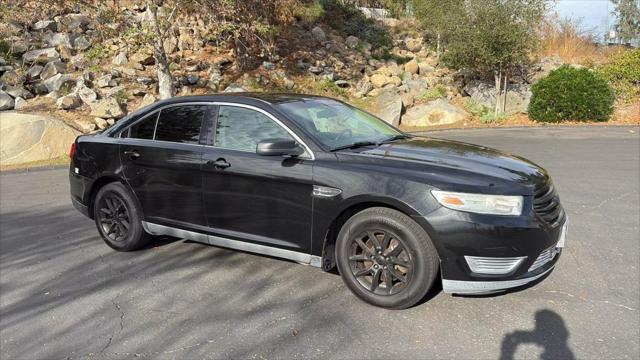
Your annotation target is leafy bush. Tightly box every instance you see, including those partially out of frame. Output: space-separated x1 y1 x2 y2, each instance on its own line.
85 44 108 61
529 65 615 122
463 98 490 116
480 112 508 124
372 50 412 64
597 48 640 102
0 40 12 62
417 86 447 102
320 0 392 50
294 0 325 23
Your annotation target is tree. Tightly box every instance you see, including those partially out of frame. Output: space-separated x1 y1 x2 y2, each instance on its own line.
410 0 464 61
611 0 640 44
440 0 546 115
145 0 179 99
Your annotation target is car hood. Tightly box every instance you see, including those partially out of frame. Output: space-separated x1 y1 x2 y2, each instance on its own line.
343 137 548 194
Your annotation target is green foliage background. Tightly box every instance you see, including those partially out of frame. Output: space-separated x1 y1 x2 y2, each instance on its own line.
529 65 616 122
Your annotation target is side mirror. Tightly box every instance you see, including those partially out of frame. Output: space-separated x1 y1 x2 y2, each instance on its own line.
256 139 304 157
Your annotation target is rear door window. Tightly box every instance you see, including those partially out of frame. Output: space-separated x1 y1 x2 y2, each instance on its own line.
155 105 207 144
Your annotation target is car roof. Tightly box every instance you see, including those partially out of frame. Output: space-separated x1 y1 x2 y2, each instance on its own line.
151 93 331 106
102 93 336 137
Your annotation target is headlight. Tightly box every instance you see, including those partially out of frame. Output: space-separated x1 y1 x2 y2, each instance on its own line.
431 190 523 216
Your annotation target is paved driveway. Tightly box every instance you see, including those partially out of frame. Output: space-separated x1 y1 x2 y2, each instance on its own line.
1 126 638 359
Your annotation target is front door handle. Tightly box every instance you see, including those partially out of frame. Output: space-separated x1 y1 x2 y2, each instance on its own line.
209 158 230 169
123 150 140 159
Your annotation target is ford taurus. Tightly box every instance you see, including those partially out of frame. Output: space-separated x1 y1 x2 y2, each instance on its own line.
69 93 567 309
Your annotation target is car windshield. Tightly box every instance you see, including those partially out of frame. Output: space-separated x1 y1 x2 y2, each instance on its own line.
275 99 403 150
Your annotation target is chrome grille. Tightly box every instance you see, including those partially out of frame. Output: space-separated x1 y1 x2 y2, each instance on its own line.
533 181 564 226
528 245 558 272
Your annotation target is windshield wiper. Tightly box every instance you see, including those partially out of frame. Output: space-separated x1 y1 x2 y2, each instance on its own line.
330 141 380 152
382 134 412 143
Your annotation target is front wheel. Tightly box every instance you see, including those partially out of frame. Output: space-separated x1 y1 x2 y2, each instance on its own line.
93 182 150 251
335 207 439 309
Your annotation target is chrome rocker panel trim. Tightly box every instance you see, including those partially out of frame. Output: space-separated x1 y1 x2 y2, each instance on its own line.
142 222 322 267
442 266 555 295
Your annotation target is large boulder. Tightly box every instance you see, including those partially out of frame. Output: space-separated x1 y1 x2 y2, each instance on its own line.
131 51 155 66
56 94 82 110
529 55 563 83
0 70 24 86
0 90 15 110
43 32 72 48
76 85 97 105
401 99 469 127
72 36 91 51
40 60 67 80
90 98 125 119
26 65 44 80
0 112 79 166
311 26 326 42
58 13 91 32
43 74 75 93
96 74 117 88
371 73 389 88
223 84 247 93
33 20 57 31
14 97 27 110
137 93 156 110
22 48 60 64
112 52 128 66
4 85 33 100
404 59 419 75
464 80 532 115
404 37 423 52
345 35 359 48
370 90 402 126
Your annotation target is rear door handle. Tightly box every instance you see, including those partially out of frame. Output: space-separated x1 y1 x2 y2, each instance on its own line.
208 159 230 169
123 150 140 159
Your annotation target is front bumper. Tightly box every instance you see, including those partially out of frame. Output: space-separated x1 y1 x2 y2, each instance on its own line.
414 205 567 295
442 254 559 294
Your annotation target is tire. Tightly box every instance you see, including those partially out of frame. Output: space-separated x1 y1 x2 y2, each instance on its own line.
335 207 439 309
93 182 150 251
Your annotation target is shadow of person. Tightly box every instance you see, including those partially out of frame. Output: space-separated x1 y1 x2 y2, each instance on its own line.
500 309 575 360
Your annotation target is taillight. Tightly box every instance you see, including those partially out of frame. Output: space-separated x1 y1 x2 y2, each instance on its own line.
69 143 76 159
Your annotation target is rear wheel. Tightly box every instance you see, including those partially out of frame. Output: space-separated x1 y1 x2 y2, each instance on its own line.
93 182 150 251
335 207 439 309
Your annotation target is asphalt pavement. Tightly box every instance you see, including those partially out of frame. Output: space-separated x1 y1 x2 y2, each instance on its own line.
1 126 638 359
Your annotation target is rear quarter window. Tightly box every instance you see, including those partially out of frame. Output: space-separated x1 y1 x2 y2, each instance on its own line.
129 114 157 139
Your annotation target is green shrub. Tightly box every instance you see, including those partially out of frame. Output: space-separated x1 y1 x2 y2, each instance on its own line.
0 40 13 62
529 65 615 122
85 44 107 61
320 0 392 50
372 50 412 64
417 86 447 102
294 0 325 23
463 98 491 117
480 112 508 124
597 49 640 102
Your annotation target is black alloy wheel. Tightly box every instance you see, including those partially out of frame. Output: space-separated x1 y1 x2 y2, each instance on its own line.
348 229 414 295
336 207 439 309
93 182 150 251
97 192 130 243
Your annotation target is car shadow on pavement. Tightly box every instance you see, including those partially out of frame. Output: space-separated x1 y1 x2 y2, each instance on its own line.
500 309 575 360
0 205 348 358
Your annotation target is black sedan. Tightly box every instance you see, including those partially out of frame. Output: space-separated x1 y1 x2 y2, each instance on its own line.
69 93 567 309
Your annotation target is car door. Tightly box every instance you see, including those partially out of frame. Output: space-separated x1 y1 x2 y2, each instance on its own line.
202 104 314 253
120 104 212 229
